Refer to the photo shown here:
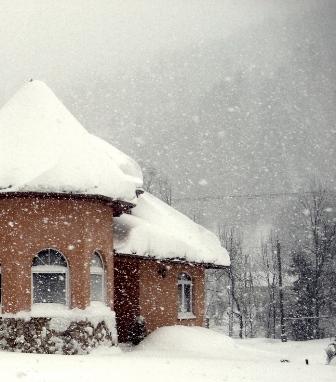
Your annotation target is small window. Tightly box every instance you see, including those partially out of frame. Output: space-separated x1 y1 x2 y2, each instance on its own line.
32 249 69 305
178 272 195 319
90 251 105 303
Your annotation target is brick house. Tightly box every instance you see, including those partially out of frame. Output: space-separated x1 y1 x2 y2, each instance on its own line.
113 191 230 343
0 81 229 353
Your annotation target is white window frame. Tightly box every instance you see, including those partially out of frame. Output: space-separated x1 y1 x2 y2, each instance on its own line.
178 272 196 319
90 251 106 304
31 248 70 307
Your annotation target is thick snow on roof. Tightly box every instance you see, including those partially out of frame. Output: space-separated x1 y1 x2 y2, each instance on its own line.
0 81 228 266
0 81 142 201
114 192 230 266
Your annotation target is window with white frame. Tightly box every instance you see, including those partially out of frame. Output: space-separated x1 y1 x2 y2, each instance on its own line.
32 249 69 305
178 272 195 318
90 251 105 303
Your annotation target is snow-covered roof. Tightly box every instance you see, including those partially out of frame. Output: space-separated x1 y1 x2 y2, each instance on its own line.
0 81 229 266
114 192 230 267
0 81 142 202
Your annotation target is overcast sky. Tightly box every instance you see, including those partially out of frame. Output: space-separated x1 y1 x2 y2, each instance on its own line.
1 0 335 231
0 0 317 100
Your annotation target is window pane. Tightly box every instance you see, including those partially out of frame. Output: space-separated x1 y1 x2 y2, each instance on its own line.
52 253 67 267
33 273 66 304
178 284 183 312
32 250 49 266
91 274 103 302
91 252 103 268
32 249 67 267
178 272 191 281
184 284 191 312
32 256 44 266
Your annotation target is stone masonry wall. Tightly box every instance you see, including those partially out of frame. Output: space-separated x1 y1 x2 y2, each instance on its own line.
0 317 116 354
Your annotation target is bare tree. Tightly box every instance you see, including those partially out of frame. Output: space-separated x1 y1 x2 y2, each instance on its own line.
259 233 287 340
142 167 158 194
157 176 173 206
142 166 173 205
205 269 229 327
217 225 245 338
260 236 278 338
291 180 336 339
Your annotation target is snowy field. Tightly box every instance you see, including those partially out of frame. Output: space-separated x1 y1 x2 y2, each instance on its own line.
0 326 334 382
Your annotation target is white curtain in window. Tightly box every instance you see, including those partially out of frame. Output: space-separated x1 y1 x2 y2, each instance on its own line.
90 252 105 302
178 272 193 314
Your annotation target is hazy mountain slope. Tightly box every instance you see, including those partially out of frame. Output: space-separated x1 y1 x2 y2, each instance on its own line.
58 2 336 229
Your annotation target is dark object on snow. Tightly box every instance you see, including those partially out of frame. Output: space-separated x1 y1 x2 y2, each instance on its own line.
128 316 147 345
305 359 309 365
326 338 336 364
280 359 290 363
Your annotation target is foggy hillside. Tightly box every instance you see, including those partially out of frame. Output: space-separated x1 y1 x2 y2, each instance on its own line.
1 0 335 234
58 2 336 233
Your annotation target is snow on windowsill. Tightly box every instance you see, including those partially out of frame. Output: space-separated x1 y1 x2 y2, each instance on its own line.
31 265 67 272
30 301 113 316
178 313 197 320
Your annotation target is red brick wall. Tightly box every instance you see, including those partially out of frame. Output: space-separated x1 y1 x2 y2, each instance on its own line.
114 256 205 342
114 257 140 343
0 194 114 313
139 260 205 334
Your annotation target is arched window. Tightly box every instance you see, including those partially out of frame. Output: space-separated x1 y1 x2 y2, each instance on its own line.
178 272 194 318
90 251 105 303
32 249 69 305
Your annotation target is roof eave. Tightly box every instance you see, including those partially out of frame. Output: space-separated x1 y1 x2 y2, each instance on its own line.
114 252 229 269
0 191 135 216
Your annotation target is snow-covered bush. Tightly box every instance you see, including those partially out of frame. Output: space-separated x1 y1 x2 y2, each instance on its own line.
326 338 336 364
0 308 117 355
128 316 147 345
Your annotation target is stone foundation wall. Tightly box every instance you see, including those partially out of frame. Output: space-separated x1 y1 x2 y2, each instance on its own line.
0 317 116 354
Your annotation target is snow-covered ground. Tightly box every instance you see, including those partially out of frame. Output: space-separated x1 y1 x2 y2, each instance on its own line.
1 326 334 382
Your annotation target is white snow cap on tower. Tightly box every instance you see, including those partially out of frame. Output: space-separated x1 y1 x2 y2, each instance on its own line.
0 80 142 201
0 80 229 266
